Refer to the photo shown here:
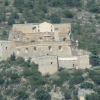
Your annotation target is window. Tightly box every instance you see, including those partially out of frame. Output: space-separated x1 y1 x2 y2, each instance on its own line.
26 38 28 42
48 46 52 51
51 29 53 32
39 37 43 41
25 48 28 53
63 38 67 41
6 47 8 50
13 37 15 41
17 36 19 41
58 46 62 51
38 29 39 32
33 47 36 52
17 49 20 54
51 62 53 65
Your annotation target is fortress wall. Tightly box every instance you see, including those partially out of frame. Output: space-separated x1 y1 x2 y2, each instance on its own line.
0 41 16 60
9 29 71 42
58 56 78 68
9 31 24 41
38 56 58 75
12 24 35 33
54 24 71 33
78 55 91 68
14 42 73 59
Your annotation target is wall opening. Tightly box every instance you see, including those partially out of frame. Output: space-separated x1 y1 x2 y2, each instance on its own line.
48 46 52 51
17 36 19 41
68 27 70 35
33 47 36 52
47 54 49 55
39 37 43 41
26 38 28 42
58 46 62 51
17 49 20 54
63 38 67 41
73 64 74 67
6 47 8 50
25 48 28 53
13 37 15 41
51 62 53 65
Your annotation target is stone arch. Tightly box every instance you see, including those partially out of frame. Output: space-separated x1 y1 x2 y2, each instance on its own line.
17 36 19 41
25 48 28 53
33 47 36 52
17 49 20 54
26 38 28 42
58 46 62 51
48 46 52 51
63 38 67 41
6 47 8 50
13 37 15 41
39 37 43 41
68 27 70 35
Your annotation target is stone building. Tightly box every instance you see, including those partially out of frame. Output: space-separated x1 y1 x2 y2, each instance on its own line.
0 22 91 75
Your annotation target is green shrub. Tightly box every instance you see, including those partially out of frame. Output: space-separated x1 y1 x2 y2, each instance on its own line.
86 93 100 100
16 89 28 99
63 10 73 18
80 82 93 89
5 88 13 95
64 90 71 100
34 88 51 100
10 73 20 83
89 4 99 13
95 14 99 19
69 76 84 85
50 13 61 23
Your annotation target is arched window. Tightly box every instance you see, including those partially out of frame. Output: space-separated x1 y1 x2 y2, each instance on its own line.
6 47 8 50
17 36 19 41
48 46 52 51
63 38 67 41
33 47 36 52
13 37 15 41
17 49 20 54
58 46 62 51
25 48 28 53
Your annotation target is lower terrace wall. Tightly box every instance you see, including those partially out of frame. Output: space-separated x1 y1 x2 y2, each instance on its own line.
38 56 58 75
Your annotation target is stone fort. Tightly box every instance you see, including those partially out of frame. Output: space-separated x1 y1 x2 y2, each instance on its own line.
0 22 91 75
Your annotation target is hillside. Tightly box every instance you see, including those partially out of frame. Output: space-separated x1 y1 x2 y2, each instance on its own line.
0 56 99 100
0 0 100 54
0 0 100 100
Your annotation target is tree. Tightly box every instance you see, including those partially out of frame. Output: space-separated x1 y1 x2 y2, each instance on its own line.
8 17 15 26
86 93 100 100
90 46 100 66
50 13 61 23
64 90 71 100
16 89 28 99
11 12 19 19
34 88 51 100
89 4 99 13
4 0 9 6
10 52 16 61
63 10 73 18
80 82 93 89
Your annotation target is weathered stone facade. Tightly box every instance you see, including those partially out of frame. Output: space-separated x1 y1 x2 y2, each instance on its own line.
0 22 91 75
